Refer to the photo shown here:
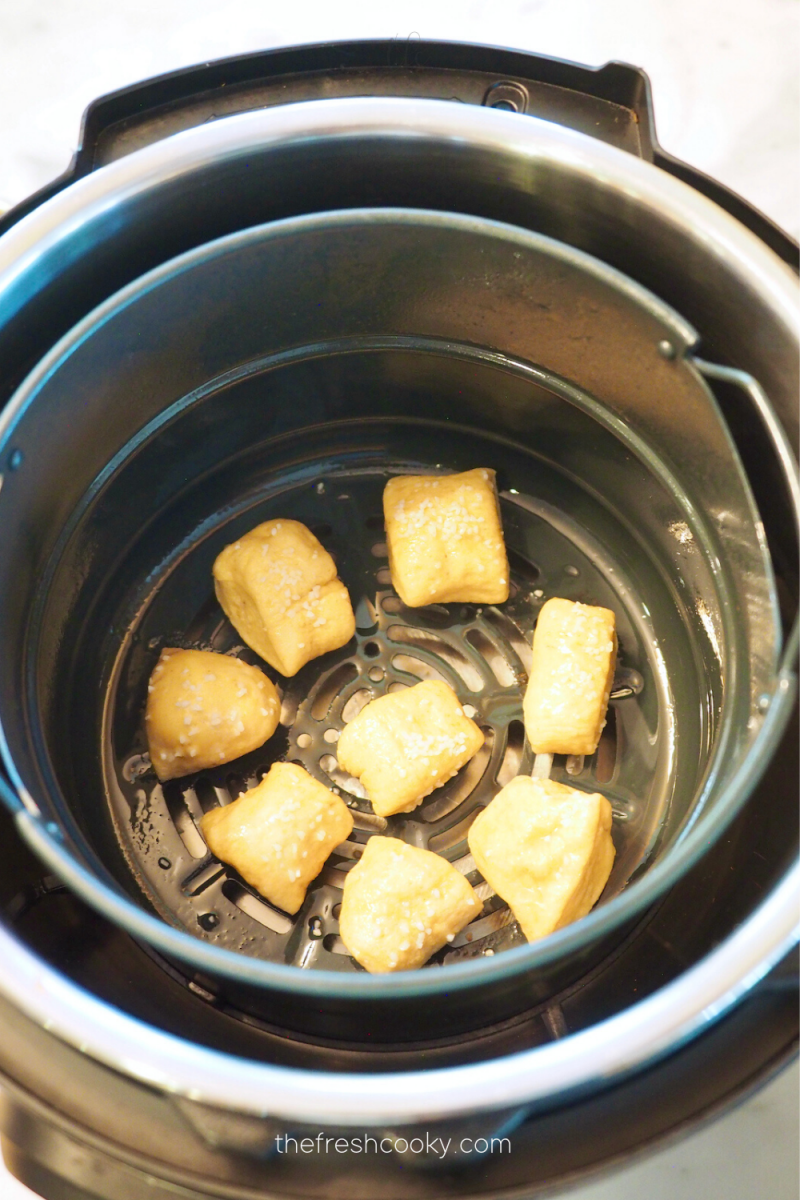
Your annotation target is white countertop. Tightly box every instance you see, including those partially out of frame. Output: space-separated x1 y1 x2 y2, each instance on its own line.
0 1 797 1197
1 0 797 238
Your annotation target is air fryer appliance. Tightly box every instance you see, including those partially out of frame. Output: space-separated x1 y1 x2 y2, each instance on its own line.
0 42 796 1200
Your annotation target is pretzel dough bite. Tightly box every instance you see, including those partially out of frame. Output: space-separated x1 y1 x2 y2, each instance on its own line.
145 649 280 781
336 680 484 817
200 762 353 914
339 837 482 972
213 519 355 677
383 468 509 607
523 598 617 756
468 776 615 942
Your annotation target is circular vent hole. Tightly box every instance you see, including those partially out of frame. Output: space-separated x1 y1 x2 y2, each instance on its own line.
296 733 312 749
363 641 381 658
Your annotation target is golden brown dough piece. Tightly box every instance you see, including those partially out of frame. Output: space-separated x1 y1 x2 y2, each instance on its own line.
468 776 615 942
200 762 353 914
145 648 280 781
338 837 482 972
335 680 484 817
523 597 617 756
212 519 355 677
383 468 509 607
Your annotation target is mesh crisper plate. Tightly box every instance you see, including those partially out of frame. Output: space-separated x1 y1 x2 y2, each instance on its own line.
106 457 672 974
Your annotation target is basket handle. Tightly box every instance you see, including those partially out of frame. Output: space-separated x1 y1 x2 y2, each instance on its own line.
691 356 800 679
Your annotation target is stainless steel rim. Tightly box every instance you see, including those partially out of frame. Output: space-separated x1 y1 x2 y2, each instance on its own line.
0 861 795 1124
1 97 797 343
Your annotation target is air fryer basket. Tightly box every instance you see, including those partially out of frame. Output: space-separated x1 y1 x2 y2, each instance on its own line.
0 201 787 1040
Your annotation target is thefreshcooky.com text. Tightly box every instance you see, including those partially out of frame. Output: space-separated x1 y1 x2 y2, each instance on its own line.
275 1133 511 1159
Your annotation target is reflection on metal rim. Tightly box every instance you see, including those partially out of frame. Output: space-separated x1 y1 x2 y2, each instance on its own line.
0 860 795 1124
